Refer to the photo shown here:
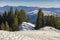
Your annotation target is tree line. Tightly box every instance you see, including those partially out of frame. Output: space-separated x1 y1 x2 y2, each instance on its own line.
35 9 60 30
0 7 60 31
0 7 29 31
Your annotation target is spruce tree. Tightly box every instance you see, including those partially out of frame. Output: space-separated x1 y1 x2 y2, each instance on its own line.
15 8 19 16
0 15 2 25
1 22 5 30
18 9 26 24
5 21 10 31
3 11 8 24
13 16 19 31
9 7 14 17
57 19 60 30
8 7 14 28
46 14 60 30
51 15 56 27
54 15 60 30
35 9 44 30
46 15 55 27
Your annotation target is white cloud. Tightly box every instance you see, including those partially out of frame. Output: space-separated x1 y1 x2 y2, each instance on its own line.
0 2 60 8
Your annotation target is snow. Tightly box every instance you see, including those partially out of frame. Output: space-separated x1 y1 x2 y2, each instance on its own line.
40 26 60 32
27 10 38 15
0 22 60 40
27 10 57 16
19 22 35 30
43 10 56 16
0 30 60 40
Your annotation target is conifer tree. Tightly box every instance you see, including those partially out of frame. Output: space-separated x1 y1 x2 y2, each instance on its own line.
0 25 1 30
46 14 60 30
13 16 19 31
35 9 44 30
3 11 8 24
19 9 26 22
5 21 10 31
54 14 60 30
1 22 5 30
18 9 26 24
56 19 60 30
46 16 51 26
0 15 2 25
51 16 55 27
15 8 19 16
9 7 14 17
8 7 14 28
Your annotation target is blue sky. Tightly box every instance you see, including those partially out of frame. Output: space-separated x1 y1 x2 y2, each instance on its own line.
0 0 60 2
0 0 60 8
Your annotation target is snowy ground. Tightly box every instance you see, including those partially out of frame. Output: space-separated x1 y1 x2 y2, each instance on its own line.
0 22 60 40
0 29 60 40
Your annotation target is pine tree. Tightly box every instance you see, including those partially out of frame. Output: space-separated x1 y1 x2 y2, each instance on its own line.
46 15 55 27
8 7 14 28
46 16 51 26
46 16 50 26
46 13 60 30
15 8 19 16
1 22 5 30
19 9 26 21
50 16 55 27
9 7 14 17
18 9 26 24
35 9 44 30
3 11 8 24
5 21 10 31
57 19 60 30
54 15 60 30
13 16 19 31
0 15 2 25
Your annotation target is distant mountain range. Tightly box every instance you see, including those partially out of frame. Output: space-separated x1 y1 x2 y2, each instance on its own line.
0 6 60 23
0 6 60 15
0 6 39 15
0 6 60 14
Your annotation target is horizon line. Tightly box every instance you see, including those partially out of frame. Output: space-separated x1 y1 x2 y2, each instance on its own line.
0 5 60 8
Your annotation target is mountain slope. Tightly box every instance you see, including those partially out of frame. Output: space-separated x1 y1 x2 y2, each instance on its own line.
27 10 57 16
0 22 60 40
0 27 60 40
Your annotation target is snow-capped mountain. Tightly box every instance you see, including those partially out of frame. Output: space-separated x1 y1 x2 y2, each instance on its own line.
0 6 60 23
27 10 57 16
0 6 60 16
27 10 38 15
27 10 59 23
0 6 39 15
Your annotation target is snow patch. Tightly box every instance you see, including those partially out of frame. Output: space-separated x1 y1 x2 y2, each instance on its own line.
19 22 35 31
40 26 60 32
27 10 38 15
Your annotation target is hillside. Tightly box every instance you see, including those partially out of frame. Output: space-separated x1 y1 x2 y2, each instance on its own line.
0 22 60 40
0 26 60 40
